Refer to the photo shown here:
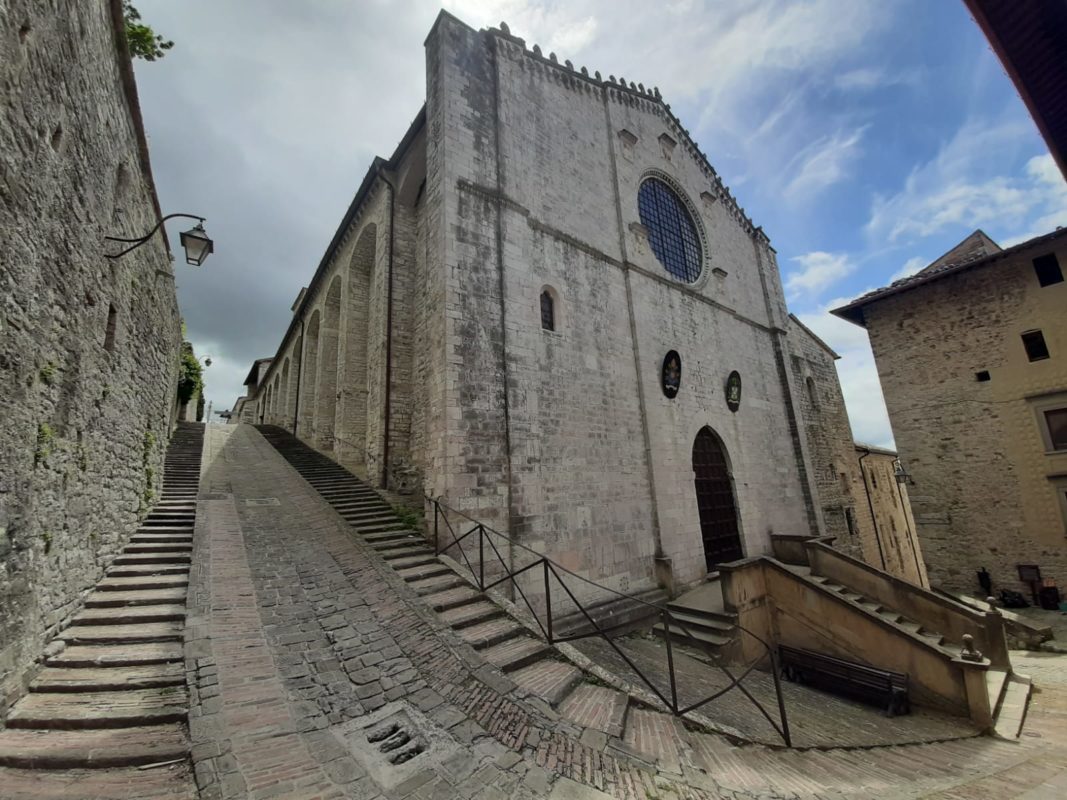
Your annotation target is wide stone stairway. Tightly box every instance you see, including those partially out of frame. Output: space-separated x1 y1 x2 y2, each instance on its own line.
0 423 204 770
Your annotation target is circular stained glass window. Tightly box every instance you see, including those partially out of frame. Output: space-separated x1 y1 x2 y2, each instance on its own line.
638 177 703 283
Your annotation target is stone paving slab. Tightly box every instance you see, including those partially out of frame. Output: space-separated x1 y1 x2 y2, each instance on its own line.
182 425 1067 800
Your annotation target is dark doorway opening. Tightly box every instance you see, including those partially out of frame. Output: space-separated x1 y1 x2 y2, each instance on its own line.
692 426 743 572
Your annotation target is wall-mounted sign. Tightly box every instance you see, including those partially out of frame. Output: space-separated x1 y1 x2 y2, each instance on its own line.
662 350 681 398
725 370 742 412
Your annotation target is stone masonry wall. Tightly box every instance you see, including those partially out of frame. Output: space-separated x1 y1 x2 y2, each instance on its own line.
864 238 1067 596
0 0 181 712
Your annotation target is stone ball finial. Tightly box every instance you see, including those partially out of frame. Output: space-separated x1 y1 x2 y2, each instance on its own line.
500 21 510 34
608 74 615 83
565 59 573 69
581 66 588 76
549 52 557 63
653 87 662 99
960 634 984 662
595 70 601 80
533 44 542 55
638 83 645 93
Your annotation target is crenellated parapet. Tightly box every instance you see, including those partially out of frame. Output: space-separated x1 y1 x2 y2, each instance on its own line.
484 21 762 241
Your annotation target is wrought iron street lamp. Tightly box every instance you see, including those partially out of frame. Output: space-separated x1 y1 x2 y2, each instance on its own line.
197 355 213 367
105 213 214 266
893 459 912 485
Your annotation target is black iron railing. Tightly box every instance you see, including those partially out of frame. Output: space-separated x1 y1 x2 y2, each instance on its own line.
426 496 792 746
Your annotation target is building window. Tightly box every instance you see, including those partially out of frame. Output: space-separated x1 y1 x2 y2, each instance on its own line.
1045 408 1067 451
844 507 856 536
103 304 117 352
1022 330 1050 362
806 376 818 408
540 289 555 331
1033 253 1063 287
975 370 990 382
637 177 703 283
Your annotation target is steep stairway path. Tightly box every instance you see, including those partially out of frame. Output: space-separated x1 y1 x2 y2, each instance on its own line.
0 423 204 773
250 425 1049 799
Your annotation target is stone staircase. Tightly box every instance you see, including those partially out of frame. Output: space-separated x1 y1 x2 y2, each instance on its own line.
0 422 204 768
652 578 737 657
787 563 1032 739
255 425 1033 781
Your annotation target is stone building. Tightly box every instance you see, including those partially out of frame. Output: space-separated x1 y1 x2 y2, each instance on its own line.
0 0 182 710
246 11 924 600
834 228 1067 597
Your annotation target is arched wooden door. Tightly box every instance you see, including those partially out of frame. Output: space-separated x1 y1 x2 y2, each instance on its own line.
692 427 743 572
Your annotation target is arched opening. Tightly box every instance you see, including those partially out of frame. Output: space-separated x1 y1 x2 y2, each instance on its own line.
540 287 556 331
279 358 290 429
806 376 818 408
692 426 743 572
264 385 273 423
271 376 280 423
300 310 321 437
288 346 301 433
337 224 376 469
315 275 342 451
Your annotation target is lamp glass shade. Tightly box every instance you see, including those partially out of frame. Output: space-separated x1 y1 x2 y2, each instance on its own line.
180 223 214 266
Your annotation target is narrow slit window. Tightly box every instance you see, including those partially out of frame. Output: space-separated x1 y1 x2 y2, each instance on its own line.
1022 330 1050 362
1033 253 1063 287
540 290 555 331
103 304 117 352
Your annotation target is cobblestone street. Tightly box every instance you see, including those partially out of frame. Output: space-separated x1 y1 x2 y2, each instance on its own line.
18 422 1062 800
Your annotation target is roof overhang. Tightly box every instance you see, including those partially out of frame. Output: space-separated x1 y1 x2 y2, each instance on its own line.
963 0 1067 180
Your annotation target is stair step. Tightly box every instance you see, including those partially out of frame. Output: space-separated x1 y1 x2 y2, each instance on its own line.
6 688 188 729
31 663 184 692
623 708 685 773
456 617 524 649
510 661 584 706
379 546 433 561
481 637 551 673
370 538 424 553
363 530 416 544
353 521 408 534
72 605 185 626
85 588 187 607
409 574 466 595
662 609 735 635
123 544 193 554
0 724 188 768
423 587 483 612
994 674 1032 738
559 683 627 736
388 554 439 571
439 601 502 629
97 576 189 591
106 564 189 578
113 555 191 565
396 564 452 582
653 621 731 649
61 622 183 645
47 643 183 668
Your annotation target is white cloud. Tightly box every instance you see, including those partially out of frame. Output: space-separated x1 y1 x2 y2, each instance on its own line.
785 251 855 299
783 126 867 199
888 256 926 283
867 120 1067 245
833 66 920 92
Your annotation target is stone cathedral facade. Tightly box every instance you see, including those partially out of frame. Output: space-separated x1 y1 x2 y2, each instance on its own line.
245 12 898 597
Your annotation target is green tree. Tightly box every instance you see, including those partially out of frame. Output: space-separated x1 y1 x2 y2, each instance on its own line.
177 344 204 405
123 2 174 61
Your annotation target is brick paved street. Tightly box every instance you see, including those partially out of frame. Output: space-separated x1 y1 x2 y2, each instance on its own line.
175 424 1067 799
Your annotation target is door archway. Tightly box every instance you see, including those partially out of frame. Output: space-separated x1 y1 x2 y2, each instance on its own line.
692 426 743 572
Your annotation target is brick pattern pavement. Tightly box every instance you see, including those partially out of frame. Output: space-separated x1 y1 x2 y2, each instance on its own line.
188 424 1067 800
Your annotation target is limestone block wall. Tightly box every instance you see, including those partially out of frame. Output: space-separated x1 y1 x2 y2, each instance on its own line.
0 0 181 711
426 14 819 595
864 239 1067 595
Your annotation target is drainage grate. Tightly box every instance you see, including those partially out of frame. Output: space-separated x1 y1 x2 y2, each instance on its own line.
244 497 281 506
334 701 465 789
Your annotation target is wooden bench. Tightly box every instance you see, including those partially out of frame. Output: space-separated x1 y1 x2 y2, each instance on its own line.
778 644 910 717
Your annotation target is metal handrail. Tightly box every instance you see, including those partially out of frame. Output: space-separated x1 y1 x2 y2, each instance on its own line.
427 495 791 746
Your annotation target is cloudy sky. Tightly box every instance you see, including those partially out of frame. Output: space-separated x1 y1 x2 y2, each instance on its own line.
133 0 1067 446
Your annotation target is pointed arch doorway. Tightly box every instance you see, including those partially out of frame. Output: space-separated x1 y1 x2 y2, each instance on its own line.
692 427 743 572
